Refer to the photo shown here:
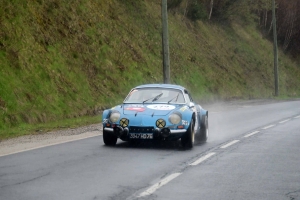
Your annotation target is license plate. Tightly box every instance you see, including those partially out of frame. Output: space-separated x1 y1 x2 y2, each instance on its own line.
129 133 153 139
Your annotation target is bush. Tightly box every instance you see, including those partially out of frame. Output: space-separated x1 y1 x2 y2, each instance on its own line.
167 0 183 9
187 0 207 21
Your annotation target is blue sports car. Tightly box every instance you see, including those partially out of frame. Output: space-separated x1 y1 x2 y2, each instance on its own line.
102 84 208 148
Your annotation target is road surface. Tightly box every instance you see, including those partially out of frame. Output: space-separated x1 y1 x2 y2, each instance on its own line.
1 100 300 200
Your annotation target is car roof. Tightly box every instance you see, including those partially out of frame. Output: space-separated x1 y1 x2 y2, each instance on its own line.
134 84 186 91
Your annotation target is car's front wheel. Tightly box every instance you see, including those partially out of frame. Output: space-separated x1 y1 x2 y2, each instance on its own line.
181 119 194 149
103 130 117 146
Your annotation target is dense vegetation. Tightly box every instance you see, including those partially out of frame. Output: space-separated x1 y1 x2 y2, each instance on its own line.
0 0 300 139
181 0 300 56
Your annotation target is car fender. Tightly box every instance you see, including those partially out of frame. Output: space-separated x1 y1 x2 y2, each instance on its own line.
194 105 207 131
179 107 194 129
102 110 112 126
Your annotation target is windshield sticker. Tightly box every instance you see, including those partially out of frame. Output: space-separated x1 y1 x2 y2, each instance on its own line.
147 105 175 110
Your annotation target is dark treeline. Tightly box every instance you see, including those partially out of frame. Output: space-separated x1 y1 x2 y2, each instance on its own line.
168 0 300 58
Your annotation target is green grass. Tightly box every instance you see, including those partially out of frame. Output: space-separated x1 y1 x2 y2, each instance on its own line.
1 0 300 140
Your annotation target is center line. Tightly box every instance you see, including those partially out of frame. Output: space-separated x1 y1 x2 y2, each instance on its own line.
262 124 275 130
220 140 240 149
279 119 291 124
295 115 300 119
189 152 216 166
138 173 182 197
244 131 260 138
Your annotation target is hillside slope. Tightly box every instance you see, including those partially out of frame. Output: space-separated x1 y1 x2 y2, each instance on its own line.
1 0 300 138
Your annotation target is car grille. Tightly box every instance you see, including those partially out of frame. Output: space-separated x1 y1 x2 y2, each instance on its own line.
129 126 154 133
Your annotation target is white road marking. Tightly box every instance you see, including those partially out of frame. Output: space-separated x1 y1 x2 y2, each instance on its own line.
0 134 100 158
137 173 182 197
262 124 275 130
244 131 260 138
133 114 300 197
279 119 291 124
220 140 240 149
189 152 216 166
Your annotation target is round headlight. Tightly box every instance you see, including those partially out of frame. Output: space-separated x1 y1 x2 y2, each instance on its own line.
109 111 121 123
169 113 182 124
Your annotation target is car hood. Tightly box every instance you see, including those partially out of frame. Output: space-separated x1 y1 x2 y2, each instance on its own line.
122 104 183 116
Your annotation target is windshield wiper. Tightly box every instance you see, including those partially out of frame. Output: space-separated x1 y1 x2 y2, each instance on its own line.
142 97 153 104
167 93 179 104
152 93 163 102
142 93 163 104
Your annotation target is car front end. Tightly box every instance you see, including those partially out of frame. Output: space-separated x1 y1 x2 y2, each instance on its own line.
102 103 192 141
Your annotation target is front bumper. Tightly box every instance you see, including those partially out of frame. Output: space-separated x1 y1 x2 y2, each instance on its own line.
103 126 186 139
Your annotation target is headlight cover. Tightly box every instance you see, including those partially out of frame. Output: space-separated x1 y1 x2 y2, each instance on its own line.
120 118 129 127
169 112 182 124
156 119 166 128
109 111 121 123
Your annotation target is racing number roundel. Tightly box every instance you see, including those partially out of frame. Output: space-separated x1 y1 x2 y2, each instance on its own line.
156 119 166 128
120 118 129 127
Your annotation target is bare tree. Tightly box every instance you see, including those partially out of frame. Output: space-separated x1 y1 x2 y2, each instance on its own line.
208 0 213 20
275 0 300 53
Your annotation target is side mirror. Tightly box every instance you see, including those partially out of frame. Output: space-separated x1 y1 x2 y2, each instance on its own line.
189 102 195 108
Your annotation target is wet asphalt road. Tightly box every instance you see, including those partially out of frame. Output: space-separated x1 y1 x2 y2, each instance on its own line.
1 100 300 200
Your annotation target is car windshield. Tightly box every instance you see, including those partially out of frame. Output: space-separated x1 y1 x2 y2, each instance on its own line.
124 88 185 104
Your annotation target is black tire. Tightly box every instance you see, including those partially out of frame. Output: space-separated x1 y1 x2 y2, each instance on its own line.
103 130 117 146
181 119 194 149
197 115 208 142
